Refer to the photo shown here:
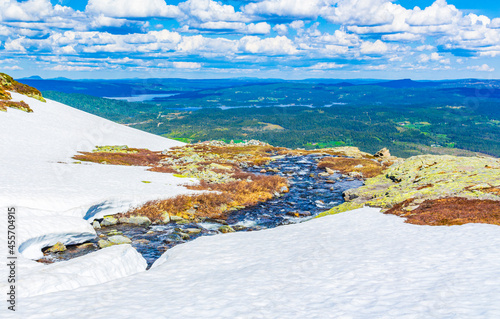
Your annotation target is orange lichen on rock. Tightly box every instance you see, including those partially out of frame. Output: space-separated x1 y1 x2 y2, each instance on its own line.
317 157 385 178
385 197 500 226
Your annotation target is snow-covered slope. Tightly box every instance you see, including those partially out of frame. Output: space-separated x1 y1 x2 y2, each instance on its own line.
15 208 500 318
0 92 197 300
0 92 192 216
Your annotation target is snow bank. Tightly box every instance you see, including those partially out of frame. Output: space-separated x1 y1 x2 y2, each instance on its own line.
0 92 196 300
16 208 96 260
16 245 147 298
0 92 193 215
16 208 500 318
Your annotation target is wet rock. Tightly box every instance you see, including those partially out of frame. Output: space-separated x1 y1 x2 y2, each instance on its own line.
92 220 101 229
107 230 123 236
163 234 182 243
184 228 202 234
119 216 152 227
175 232 190 240
348 171 363 179
232 225 247 231
98 239 113 249
219 225 235 233
77 243 96 250
101 216 118 227
203 218 228 225
107 235 132 245
46 242 66 253
325 167 337 174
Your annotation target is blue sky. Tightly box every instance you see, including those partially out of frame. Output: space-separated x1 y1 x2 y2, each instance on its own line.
0 0 499 79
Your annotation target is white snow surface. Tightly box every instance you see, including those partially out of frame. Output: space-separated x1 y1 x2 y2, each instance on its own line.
16 244 147 298
0 93 195 300
12 207 500 319
0 92 193 216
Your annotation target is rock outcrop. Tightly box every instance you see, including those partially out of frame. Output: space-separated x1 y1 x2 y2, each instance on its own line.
0 73 45 112
318 154 500 225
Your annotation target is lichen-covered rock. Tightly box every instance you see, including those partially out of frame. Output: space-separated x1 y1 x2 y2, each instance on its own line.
318 154 500 218
119 216 151 227
100 216 118 227
46 242 67 253
219 225 235 233
160 212 171 223
92 220 101 229
107 235 132 245
98 239 113 249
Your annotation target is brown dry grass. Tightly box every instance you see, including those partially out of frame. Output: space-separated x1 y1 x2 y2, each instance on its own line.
148 166 179 174
0 87 11 100
123 174 288 221
74 148 163 166
480 187 500 196
0 100 33 113
385 197 500 226
318 157 384 178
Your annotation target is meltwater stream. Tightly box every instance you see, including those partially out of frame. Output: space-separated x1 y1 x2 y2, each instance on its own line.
42 155 363 268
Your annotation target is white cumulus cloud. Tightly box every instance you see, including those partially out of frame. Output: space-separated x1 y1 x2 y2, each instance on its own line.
86 0 181 18
173 61 202 69
360 40 388 55
239 35 298 55
467 64 494 72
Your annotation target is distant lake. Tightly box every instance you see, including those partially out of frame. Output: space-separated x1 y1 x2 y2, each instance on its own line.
164 103 347 111
105 93 177 102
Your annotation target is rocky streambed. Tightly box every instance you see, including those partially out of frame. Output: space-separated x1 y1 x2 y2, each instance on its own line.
40 154 364 267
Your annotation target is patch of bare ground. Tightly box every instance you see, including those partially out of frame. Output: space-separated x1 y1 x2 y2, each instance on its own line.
385 197 500 226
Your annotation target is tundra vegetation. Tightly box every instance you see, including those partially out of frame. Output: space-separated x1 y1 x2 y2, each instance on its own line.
0 73 45 112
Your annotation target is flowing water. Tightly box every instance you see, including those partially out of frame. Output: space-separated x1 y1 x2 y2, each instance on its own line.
41 155 363 268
